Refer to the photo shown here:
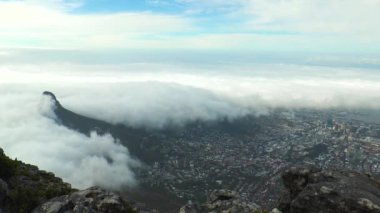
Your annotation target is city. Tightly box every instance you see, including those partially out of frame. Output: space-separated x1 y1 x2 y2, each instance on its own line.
135 109 380 209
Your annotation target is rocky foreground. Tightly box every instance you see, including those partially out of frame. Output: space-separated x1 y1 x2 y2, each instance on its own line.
0 148 135 213
279 165 380 213
181 165 380 213
33 187 135 213
2 146 380 213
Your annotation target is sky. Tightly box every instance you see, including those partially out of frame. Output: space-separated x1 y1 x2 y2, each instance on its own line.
1 0 380 190
0 0 379 55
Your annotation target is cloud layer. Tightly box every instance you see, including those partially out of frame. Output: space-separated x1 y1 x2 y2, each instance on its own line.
0 0 379 53
1 62 380 190
0 1 192 49
2 63 380 128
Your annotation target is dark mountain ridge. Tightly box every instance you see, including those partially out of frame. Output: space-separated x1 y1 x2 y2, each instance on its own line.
43 91 157 163
42 91 262 164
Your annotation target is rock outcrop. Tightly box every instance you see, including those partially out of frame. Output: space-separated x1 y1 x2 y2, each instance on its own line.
179 165 380 213
279 165 380 213
179 189 260 213
33 186 135 213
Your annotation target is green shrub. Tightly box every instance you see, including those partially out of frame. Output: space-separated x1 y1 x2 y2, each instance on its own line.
7 185 41 213
0 148 74 212
0 149 17 180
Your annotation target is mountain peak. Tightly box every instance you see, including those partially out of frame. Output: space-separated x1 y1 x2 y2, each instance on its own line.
42 91 63 110
42 91 58 102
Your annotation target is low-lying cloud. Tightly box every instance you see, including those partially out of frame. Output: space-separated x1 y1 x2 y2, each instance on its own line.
0 89 139 190
1 62 380 190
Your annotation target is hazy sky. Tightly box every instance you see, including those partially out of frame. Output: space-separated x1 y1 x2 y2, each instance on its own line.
0 0 379 55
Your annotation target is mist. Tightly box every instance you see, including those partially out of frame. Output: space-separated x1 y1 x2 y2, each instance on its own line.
0 88 139 190
1 62 380 190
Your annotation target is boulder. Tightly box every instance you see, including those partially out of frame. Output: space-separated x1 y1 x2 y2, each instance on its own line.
179 189 260 213
279 165 380 213
33 186 135 213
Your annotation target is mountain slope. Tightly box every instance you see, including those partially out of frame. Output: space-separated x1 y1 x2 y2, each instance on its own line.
0 148 73 212
43 91 157 163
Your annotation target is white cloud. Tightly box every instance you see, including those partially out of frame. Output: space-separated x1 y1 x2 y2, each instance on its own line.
0 88 139 190
175 0 380 37
176 0 245 14
163 0 380 52
0 0 379 52
242 0 380 37
0 1 193 49
2 62 380 126
0 0 84 10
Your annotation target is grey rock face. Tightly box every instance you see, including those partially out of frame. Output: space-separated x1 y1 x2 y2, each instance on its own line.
33 186 134 213
0 179 8 213
279 165 380 213
0 179 8 204
179 189 260 213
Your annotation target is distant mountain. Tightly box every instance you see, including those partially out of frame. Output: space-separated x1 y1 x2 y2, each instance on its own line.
42 91 262 164
43 91 161 163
